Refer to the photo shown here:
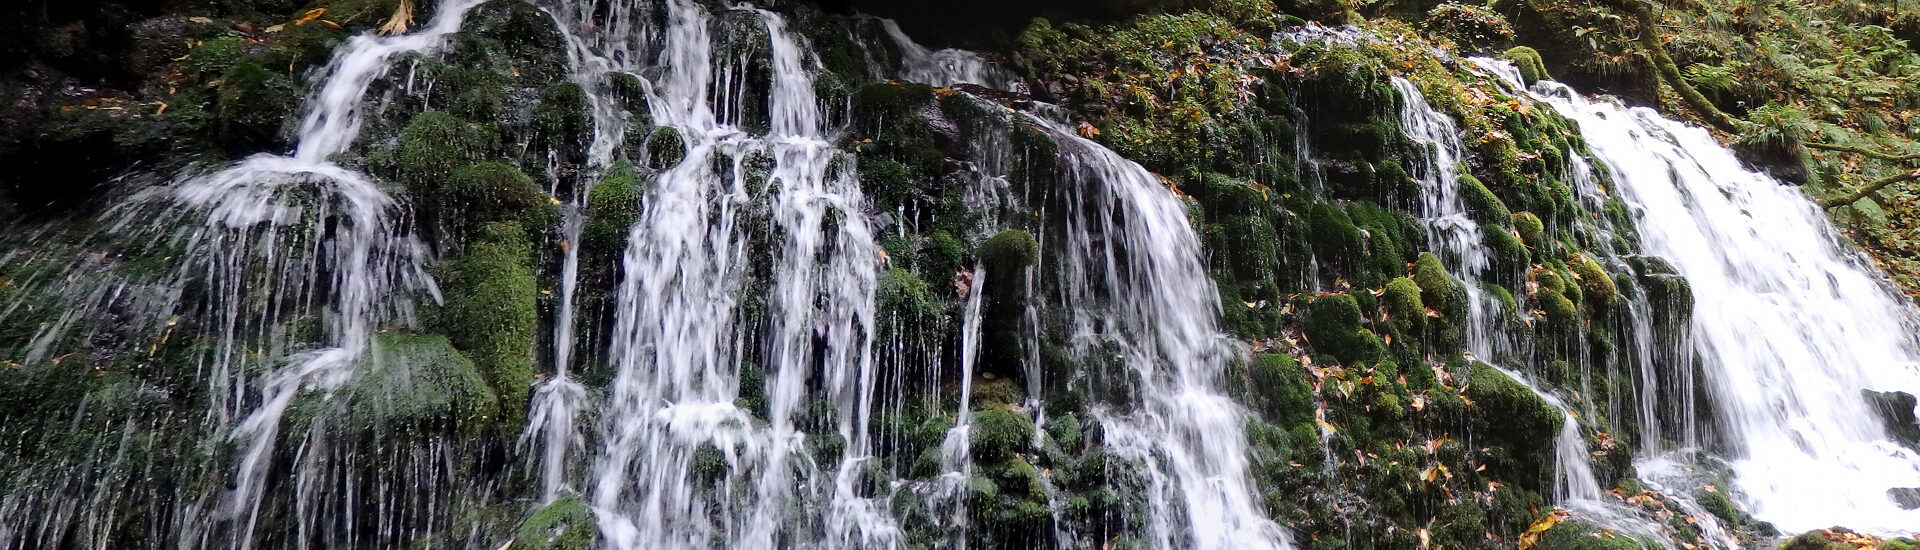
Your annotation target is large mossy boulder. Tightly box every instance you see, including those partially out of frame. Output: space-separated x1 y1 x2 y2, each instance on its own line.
582 162 642 262
1308 202 1368 266
440 223 539 427
1459 173 1512 226
1569 254 1617 304
1382 276 1425 336
398 111 490 195
970 408 1034 463
510 496 600 550
1412 252 1454 302
977 229 1040 277
348 332 500 431
1250 353 1315 426
1776 528 1917 550
1536 520 1659 550
1501 46 1550 84
1302 293 1384 365
1464 364 1562 480
448 161 557 234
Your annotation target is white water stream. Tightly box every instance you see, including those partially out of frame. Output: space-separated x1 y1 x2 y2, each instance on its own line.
1479 58 1920 536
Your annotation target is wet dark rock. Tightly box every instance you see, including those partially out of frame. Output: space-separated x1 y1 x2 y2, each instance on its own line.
1863 389 1920 449
1889 487 1920 510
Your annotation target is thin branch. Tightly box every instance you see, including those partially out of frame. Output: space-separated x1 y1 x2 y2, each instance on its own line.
1819 169 1920 207
1805 142 1920 162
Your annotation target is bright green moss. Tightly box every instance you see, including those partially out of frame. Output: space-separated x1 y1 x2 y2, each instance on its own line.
1502 46 1550 84
533 82 590 162
1309 202 1367 265
398 111 489 195
1303 293 1382 364
878 268 942 322
1460 172 1512 226
1413 252 1455 309
1046 413 1083 451
1483 223 1529 274
1251 353 1314 424
1382 276 1424 336
1539 286 1580 329
1465 363 1563 479
978 230 1040 275
583 162 642 261
510 496 599 550
1221 215 1282 280
1570 254 1618 304
1535 520 1652 550
859 159 913 210
923 231 965 285
441 223 538 427
347 333 499 431
1512 211 1545 249
645 126 685 170
970 375 1023 409
970 408 1034 462
448 161 557 234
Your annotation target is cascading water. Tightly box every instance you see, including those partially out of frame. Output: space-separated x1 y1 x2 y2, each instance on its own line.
1392 73 1727 547
1032 112 1295 550
1500 69 1920 535
877 20 1021 91
581 1 904 547
1393 75 1594 487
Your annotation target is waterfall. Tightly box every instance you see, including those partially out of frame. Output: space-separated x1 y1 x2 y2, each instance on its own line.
1472 58 1920 535
1031 112 1295 550
73 0 486 544
583 1 902 547
1392 76 1610 500
878 20 1021 91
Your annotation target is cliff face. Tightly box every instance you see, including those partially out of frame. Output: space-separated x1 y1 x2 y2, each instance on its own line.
0 0 1916 549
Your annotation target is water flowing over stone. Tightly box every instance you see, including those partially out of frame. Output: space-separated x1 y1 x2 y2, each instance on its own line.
878 20 1022 91
1030 112 1295 550
1486 59 1920 536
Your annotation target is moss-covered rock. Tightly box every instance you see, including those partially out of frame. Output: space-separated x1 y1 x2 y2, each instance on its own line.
346 332 500 431
1412 252 1455 310
1465 364 1562 479
398 111 490 195
1501 46 1550 84
1537 519 1658 550
583 162 642 261
1460 173 1512 226
645 126 685 170
1775 528 1906 550
1250 353 1314 425
1512 211 1545 249
970 408 1034 462
1538 286 1579 329
1484 223 1529 274
978 230 1040 276
215 61 296 148
1570 254 1617 304
1382 276 1424 336
879 267 942 322
532 82 591 164
510 496 599 550
923 231 965 284
1309 202 1368 266
1302 293 1383 365
448 161 557 234
440 223 539 427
